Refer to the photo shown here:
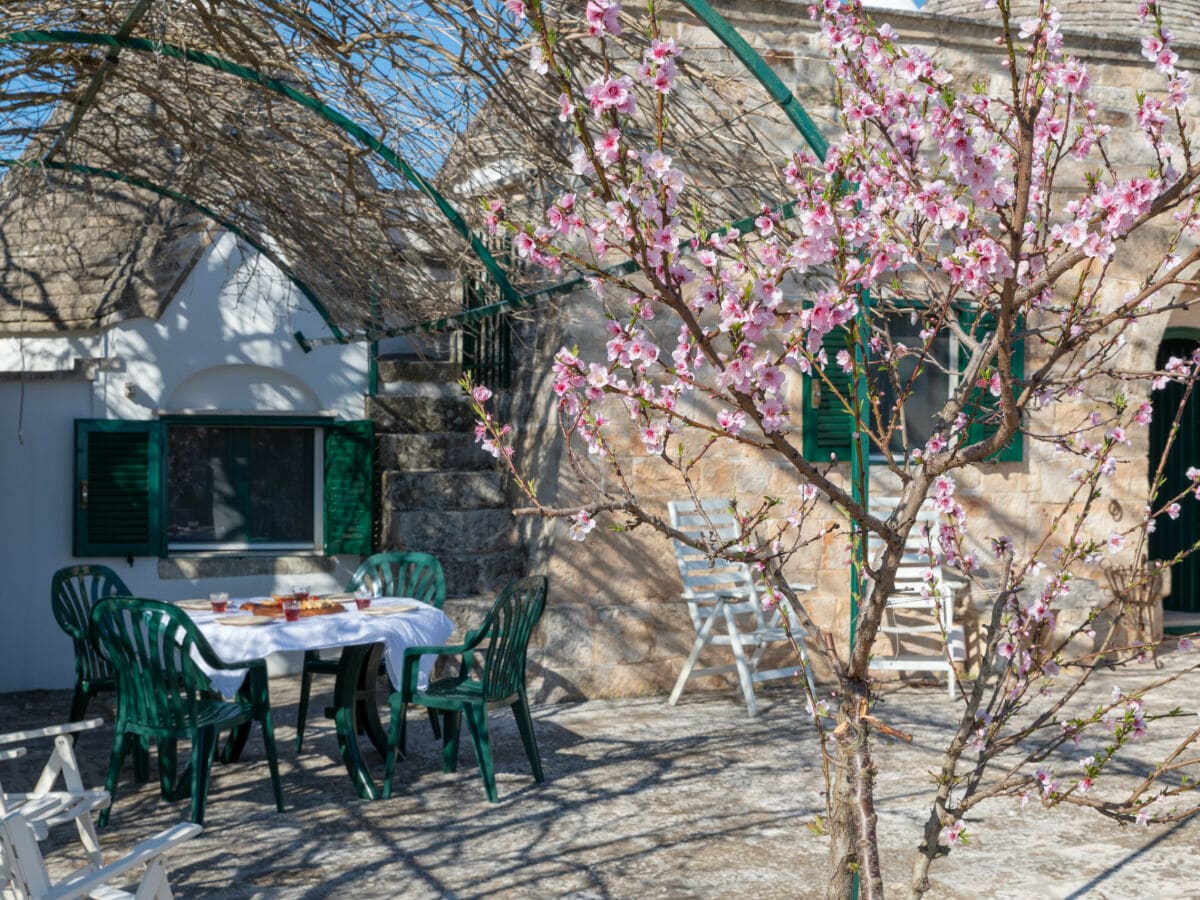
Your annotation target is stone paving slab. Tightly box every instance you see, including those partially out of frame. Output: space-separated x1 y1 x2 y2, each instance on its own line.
3 652 1198 898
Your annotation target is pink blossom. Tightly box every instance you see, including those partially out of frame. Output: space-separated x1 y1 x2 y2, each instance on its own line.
585 0 622 37
557 93 575 122
584 75 636 118
940 820 967 847
595 127 622 165
529 44 548 75
569 510 597 541
471 385 493 404
503 0 526 24
483 199 505 236
717 409 746 435
512 232 535 258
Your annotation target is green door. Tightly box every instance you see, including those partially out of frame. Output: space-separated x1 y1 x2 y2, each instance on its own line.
1149 336 1200 613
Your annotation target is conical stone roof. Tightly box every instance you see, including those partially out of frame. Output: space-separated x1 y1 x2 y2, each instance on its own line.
923 0 1200 44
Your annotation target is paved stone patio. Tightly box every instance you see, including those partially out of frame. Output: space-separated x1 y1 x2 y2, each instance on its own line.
4 649 1198 899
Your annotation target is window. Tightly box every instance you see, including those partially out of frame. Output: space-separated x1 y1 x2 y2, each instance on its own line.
870 314 954 458
802 310 1023 463
73 418 373 557
166 425 317 550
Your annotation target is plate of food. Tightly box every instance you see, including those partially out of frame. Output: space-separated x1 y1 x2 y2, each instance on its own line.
217 615 274 627
174 599 214 611
360 603 422 617
245 594 348 618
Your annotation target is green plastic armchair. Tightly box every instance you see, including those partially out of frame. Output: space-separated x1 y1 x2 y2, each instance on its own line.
50 565 130 722
91 597 284 826
383 575 548 803
295 551 447 752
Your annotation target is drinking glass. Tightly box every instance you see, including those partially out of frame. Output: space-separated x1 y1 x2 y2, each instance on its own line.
282 597 301 622
209 592 229 614
354 587 372 610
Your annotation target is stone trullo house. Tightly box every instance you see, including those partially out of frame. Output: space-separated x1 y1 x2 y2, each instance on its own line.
1 0 1196 702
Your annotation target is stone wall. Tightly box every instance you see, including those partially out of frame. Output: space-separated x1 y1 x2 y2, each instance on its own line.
510 1 1200 701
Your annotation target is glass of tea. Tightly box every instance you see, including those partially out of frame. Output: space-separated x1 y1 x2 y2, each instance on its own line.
354 587 372 610
282 596 301 622
209 592 229 613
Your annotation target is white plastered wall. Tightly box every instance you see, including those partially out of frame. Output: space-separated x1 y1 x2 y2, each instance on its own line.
0 233 369 691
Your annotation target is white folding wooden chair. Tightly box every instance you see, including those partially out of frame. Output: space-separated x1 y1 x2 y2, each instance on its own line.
867 496 967 697
667 499 817 716
0 720 109 870
0 809 199 900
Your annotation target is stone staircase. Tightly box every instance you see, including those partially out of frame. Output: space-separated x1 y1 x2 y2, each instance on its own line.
368 356 524 598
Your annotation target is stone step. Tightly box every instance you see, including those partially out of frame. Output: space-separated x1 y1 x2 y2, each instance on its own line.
377 432 490 472
383 507 520 554
440 552 527 599
383 469 506 510
377 357 462 385
367 395 475 433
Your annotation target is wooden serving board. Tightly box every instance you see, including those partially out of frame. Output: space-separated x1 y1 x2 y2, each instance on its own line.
244 602 347 619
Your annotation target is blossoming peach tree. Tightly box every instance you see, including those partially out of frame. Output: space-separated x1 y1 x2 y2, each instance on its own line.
468 0 1200 896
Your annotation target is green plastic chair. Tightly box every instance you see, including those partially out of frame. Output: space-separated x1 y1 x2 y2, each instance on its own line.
382 575 548 804
50 565 130 722
295 551 447 752
91 597 284 826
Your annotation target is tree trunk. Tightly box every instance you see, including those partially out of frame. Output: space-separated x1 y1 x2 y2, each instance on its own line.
827 680 886 899
826 752 857 900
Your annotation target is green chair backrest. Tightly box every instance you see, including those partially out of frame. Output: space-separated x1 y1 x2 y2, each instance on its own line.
91 597 220 732
348 552 446 609
474 576 548 704
50 565 131 684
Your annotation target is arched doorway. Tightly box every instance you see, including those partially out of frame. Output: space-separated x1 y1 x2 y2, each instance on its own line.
1149 332 1200 613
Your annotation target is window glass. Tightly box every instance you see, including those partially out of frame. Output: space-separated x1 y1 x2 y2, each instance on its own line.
871 315 952 455
167 425 314 546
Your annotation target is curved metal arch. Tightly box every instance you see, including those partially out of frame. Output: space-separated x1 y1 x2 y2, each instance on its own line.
0 29 524 316
676 0 828 161
300 0 837 348
678 0 867 653
0 156 345 341
0 11 838 346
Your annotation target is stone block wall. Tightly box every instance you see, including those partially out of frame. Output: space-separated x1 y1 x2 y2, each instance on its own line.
503 1 1200 700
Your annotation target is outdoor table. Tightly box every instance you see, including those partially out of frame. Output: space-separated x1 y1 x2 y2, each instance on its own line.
184 597 453 800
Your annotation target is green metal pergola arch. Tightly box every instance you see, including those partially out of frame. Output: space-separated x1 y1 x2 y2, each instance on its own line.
0 3 835 340
0 2 834 346
0 28 525 337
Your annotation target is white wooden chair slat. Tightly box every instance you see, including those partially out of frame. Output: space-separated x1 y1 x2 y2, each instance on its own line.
0 721 109 870
667 499 818 716
0 811 199 900
0 722 104 747
866 497 966 697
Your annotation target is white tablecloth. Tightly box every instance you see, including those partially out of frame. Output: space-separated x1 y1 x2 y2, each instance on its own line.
187 598 454 698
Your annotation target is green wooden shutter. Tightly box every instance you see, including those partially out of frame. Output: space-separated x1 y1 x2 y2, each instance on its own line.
959 310 1024 462
74 420 163 556
324 420 374 555
802 326 855 461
